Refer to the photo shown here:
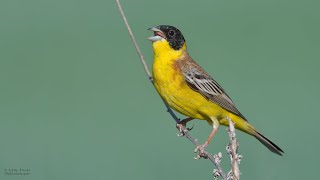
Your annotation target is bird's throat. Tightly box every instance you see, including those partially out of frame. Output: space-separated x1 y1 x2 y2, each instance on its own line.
152 40 187 63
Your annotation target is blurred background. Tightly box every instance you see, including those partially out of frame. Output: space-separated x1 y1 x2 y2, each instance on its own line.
0 0 319 179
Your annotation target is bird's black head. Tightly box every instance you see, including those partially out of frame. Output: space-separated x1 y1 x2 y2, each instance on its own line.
148 25 186 50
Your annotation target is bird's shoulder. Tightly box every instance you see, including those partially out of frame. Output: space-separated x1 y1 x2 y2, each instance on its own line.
176 53 247 121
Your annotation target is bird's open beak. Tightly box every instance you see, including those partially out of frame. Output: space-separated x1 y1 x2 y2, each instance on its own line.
148 27 165 42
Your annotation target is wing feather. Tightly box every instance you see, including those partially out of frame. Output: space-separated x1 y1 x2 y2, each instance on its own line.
178 58 247 120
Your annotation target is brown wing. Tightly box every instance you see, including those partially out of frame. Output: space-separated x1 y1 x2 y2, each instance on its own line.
178 57 247 121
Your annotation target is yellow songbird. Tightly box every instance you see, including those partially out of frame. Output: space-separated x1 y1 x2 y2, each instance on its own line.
148 25 283 156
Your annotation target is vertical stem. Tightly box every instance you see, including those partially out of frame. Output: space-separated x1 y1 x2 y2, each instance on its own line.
227 116 240 180
116 0 152 80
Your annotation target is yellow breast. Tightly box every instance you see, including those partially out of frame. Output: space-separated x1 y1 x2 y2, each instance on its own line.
151 40 225 121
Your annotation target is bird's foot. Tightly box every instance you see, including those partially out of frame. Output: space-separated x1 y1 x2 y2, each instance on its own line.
194 142 209 159
176 118 194 137
176 123 193 137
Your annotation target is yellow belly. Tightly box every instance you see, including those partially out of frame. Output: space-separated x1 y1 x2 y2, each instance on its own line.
152 59 252 133
152 52 226 122
154 80 225 121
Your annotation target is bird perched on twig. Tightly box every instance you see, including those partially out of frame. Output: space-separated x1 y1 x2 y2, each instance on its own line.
148 25 283 156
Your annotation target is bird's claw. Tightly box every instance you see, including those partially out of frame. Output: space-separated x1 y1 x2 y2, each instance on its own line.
187 124 194 131
176 123 193 137
194 143 208 159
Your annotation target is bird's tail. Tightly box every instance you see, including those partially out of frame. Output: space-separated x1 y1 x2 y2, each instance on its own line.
223 114 284 155
253 130 284 156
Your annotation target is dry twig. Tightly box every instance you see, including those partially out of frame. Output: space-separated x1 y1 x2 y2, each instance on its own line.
226 116 241 180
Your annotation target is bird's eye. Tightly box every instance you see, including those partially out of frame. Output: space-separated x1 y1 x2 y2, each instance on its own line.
168 30 175 37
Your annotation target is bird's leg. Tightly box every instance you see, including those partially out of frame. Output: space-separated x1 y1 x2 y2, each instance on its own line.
176 117 194 136
194 118 220 159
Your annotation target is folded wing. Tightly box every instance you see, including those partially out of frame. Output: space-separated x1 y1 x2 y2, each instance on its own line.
178 58 247 121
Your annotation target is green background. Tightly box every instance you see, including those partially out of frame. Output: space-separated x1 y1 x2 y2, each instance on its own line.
1 0 319 179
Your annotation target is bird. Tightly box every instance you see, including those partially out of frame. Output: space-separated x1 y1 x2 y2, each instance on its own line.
148 25 283 156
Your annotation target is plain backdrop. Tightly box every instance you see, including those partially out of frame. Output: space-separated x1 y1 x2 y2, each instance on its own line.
0 0 319 179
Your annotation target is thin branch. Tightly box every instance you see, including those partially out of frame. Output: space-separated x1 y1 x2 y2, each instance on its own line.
177 124 226 179
116 1 242 179
116 0 152 80
226 116 241 180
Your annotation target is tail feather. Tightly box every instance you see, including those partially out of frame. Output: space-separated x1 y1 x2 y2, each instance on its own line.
253 130 284 156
